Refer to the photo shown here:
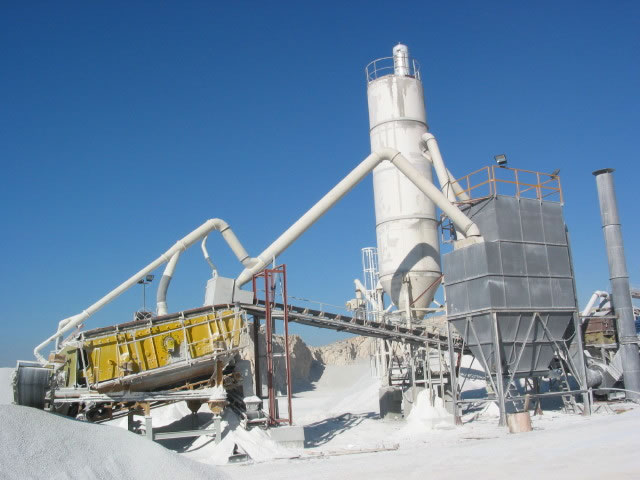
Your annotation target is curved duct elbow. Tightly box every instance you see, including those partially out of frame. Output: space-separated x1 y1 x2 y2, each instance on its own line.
219 224 255 267
241 257 259 268
419 132 435 150
464 223 481 238
201 236 218 276
156 278 170 315
586 365 604 389
420 132 470 204
156 252 180 316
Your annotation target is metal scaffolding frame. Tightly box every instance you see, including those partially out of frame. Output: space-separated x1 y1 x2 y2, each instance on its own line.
448 311 591 425
251 265 293 426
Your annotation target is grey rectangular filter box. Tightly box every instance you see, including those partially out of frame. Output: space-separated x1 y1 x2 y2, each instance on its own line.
443 196 578 377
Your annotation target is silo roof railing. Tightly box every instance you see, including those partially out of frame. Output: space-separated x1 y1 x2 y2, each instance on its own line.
365 56 421 83
451 165 563 204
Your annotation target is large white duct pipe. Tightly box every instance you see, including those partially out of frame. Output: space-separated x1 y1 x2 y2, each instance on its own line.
421 133 470 203
581 290 609 323
446 168 470 201
236 148 482 287
420 132 470 241
393 153 480 237
421 149 470 202
156 252 181 316
35 219 255 364
421 133 457 204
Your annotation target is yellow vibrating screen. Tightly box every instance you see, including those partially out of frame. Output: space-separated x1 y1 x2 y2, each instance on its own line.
76 308 245 386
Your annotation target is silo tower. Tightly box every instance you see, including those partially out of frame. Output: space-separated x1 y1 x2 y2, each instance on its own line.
366 44 441 311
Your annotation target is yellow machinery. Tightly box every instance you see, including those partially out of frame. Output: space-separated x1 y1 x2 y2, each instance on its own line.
13 305 249 421
67 306 246 391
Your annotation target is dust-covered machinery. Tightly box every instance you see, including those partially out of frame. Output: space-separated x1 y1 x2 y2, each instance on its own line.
580 289 640 399
14 305 249 421
12 216 261 425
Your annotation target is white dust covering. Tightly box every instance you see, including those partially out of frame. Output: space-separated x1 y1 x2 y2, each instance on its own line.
219 359 640 479
1 368 14 405
0 403 227 479
187 416 297 465
397 389 453 437
108 397 298 466
4 346 640 479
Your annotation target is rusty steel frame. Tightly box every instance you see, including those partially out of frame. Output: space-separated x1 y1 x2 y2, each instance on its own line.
252 264 293 426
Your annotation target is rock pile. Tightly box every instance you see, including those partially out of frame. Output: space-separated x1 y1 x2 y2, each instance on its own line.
239 328 376 393
311 336 377 366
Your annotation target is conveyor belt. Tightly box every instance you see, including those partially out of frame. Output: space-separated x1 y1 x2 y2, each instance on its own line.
245 301 462 350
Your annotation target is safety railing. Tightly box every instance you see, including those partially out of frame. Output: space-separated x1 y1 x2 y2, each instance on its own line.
365 56 421 83
451 165 563 204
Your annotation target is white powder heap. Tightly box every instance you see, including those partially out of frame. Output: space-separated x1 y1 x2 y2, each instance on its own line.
187 421 297 465
394 389 454 440
0 368 14 405
0 404 227 480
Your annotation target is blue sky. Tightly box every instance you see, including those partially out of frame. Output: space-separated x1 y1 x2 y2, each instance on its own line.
1 1 638 366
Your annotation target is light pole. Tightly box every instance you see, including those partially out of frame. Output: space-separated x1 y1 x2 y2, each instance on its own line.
138 274 155 312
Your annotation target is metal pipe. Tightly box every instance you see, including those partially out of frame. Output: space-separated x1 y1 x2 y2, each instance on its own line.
491 312 507 426
571 311 592 414
235 148 482 286
446 168 470 201
201 236 219 275
421 132 467 239
219 227 257 269
593 168 640 402
156 252 180 316
387 152 481 235
581 290 609 323
36 218 253 364
420 149 469 202
421 133 457 204
392 44 410 76
447 320 461 424
354 278 380 312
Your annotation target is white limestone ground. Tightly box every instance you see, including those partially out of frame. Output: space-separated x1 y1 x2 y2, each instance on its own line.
219 361 640 480
0 367 14 405
2 340 640 480
0 367 227 480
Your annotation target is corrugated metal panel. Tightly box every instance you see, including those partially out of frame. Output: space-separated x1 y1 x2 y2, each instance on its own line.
444 196 578 376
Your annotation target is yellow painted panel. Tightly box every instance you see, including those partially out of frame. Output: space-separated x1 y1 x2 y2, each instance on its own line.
81 309 244 385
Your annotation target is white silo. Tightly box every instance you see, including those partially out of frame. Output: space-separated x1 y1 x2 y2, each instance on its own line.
366 44 441 311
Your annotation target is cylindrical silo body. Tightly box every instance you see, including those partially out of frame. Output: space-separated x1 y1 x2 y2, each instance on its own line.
366 45 441 311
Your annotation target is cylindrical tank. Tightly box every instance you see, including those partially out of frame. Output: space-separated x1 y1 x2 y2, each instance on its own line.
366 44 441 311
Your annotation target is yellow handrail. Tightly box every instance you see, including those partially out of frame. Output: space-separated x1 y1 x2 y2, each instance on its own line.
452 165 562 204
